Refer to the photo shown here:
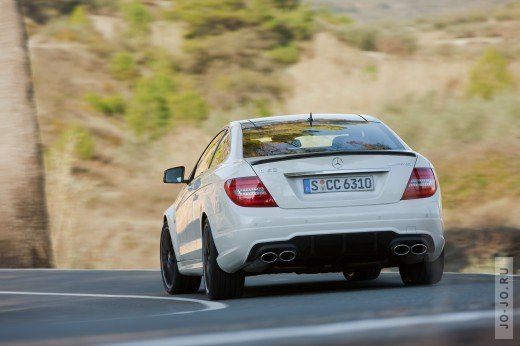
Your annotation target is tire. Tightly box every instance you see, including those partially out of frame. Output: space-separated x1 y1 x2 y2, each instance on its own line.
160 223 201 294
343 268 381 281
399 250 444 285
202 219 244 300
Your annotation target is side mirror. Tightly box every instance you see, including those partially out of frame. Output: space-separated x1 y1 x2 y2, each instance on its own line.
163 166 187 184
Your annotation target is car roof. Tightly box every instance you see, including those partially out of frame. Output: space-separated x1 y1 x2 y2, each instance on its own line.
231 113 380 127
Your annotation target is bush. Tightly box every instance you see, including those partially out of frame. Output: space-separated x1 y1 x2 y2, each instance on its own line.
45 4 99 43
85 93 126 116
125 73 208 139
362 64 378 81
375 30 417 56
339 25 379 51
468 48 515 100
172 0 314 44
252 99 272 117
182 29 269 73
314 8 354 26
170 91 209 121
125 74 177 138
210 69 286 108
266 43 300 64
259 3 315 43
55 125 95 160
338 25 417 55
120 1 153 35
109 52 138 80
68 5 90 26
171 0 252 38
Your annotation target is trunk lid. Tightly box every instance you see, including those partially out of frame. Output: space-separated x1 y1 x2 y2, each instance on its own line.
246 152 417 209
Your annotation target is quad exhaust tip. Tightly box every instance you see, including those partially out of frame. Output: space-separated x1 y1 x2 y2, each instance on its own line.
410 243 428 255
393 244 410 256
392 243 428 256
260 252 277 264
279 250 297 262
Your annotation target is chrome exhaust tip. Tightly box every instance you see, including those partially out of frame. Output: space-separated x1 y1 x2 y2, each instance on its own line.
260 252 277 264
393 244 410 256
410 243 427 255
279 250 297 262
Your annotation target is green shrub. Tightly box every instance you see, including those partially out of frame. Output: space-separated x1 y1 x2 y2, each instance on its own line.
182 29 268 73
211 69 286 108
120 1 153 35
339 25 379 51
55 125 95 160
170 91 209 121
68 5 90 26
109 52 138 80
45 4 99 43
375 30 417 56
266 43 300 64
85 93 126 116
338 25 417 55
171 0 252 38
125 72 208 138
126 73 177 138
362 64 378 81
253 99 272 117
172 0 314 43
315 8 354 26
468 48 515 100
259 3 315 43
143 49 178 74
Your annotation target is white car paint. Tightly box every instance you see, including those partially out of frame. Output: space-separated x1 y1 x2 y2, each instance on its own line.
164 114 444 275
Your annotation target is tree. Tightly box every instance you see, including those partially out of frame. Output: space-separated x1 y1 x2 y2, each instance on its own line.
0 0 53 267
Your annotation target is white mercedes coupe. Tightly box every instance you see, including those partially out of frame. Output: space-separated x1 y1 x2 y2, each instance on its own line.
161 114 444 300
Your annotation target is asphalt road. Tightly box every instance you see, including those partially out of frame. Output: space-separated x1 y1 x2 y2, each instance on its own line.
0 270 518 346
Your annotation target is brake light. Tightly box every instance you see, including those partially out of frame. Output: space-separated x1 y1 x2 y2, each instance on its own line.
224 176 278 207
401 167 437 200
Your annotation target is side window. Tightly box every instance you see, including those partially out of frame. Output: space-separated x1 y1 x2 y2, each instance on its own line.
193 131 225 178
210 132 230 168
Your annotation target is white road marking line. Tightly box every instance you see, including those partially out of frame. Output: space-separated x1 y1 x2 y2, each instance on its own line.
0 269 159 271
106 309 520 346
0 291 227 315
444 272 520 277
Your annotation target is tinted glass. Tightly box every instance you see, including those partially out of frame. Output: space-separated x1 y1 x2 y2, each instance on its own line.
194 131 225 177
242 120 405 158
211 132 230 168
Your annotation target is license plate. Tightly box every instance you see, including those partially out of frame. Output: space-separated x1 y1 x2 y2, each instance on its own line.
303 176 374 194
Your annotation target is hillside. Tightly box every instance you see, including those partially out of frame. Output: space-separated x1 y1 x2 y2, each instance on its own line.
308 0 511 22
20 0 520 272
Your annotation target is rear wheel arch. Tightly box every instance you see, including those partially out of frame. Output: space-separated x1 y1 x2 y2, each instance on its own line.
163 207 181 258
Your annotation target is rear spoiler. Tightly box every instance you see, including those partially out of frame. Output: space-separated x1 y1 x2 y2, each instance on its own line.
249 150 417 166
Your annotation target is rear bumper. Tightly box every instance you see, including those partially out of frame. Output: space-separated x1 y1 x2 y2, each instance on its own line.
245 232 436 274
213 196 444 273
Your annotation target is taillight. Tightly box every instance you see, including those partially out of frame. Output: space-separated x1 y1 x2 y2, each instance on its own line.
224 176 278 207
401 167 437 200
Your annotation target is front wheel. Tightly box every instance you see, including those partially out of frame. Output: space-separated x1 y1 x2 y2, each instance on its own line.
160 223 201 294
202 219 244 300
399 250 444 285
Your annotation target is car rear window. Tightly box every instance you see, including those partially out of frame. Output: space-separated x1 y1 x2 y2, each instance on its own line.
242 120 405 158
